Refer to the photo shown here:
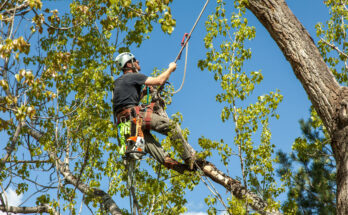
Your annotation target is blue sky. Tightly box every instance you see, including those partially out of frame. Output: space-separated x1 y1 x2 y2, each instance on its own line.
2 0 331 214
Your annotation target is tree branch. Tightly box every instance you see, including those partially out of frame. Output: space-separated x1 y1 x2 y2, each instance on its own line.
5 160 50 164
1 1 30 16
0 204 57 214
0 120 24 171
0 0 10 12
320 38 348 59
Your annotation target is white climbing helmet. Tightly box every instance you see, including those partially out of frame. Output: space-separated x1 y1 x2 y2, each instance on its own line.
115 52 136 70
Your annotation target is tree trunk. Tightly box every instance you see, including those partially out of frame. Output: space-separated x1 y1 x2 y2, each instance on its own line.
246 0 348 214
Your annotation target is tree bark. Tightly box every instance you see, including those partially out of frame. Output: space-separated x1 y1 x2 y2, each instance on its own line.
246 0 348 214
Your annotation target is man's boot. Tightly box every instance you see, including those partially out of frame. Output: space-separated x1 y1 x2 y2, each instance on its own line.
164 157 191 174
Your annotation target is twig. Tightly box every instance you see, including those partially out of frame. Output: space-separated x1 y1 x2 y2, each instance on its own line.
5 160 50 164
1 1 29 16
0 183 9 214
33 97 87 120
195 164 231 214
8 171 57 189
78 195 85 215
0 0 10 11
149 165 162 214
19 184 55 207
0 120 24 171
32 9 83 31
320 38 348 59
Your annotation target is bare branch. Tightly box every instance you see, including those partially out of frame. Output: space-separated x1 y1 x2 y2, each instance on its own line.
0 204 56 214
5 160 50 164
320 38 348 59
1 1 30 16
0 120 24 171
0 0 10 12
32 9 83 31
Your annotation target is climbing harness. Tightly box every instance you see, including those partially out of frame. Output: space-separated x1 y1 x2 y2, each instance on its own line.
116 106 147 160
116 84 155 158
115 87 156 214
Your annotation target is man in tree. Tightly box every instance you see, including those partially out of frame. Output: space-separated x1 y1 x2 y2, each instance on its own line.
113 52 195 172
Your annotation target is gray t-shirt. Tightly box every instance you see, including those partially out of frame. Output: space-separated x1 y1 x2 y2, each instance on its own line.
113 73 148 112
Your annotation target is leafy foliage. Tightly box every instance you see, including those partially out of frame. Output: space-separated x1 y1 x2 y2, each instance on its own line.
198 0 283 213
277 117 336 215
1 0 345 214
0 0 196 214
316 0 348 84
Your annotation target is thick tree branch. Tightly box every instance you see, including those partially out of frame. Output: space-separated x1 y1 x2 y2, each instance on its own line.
24 122 279 215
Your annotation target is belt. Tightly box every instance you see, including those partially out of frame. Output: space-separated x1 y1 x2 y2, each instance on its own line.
115 105 136 116
115 103 155 129
116 105 140 124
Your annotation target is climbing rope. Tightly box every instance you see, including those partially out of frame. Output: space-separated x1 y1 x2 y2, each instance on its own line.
172 36 189 94
170 0 210 94
174 0 210 63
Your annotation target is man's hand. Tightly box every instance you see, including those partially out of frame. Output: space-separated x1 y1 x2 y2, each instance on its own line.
145 62 176 86
169 62 177 72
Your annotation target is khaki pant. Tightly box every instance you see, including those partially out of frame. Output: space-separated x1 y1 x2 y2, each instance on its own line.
138 112 194 164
